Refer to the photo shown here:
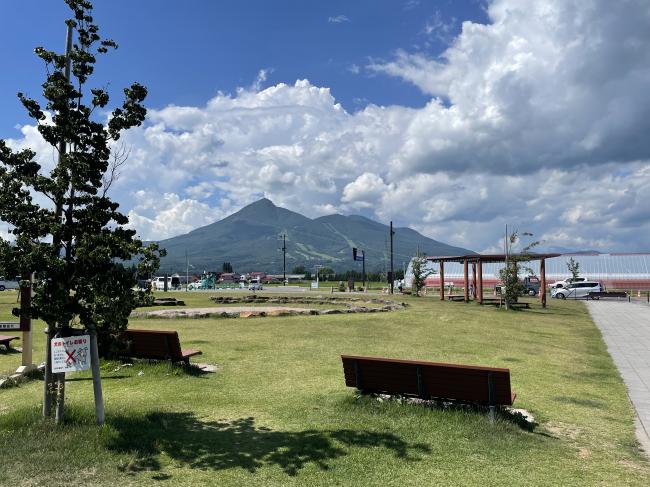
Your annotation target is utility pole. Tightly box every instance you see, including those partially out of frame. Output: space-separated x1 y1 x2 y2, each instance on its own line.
504 223 509 310
280 234 286 285
390 221 395 294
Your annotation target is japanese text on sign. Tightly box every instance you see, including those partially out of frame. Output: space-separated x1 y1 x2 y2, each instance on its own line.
51 335 91 373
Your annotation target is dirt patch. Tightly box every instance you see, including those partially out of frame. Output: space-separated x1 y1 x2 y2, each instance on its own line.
544 421 583 440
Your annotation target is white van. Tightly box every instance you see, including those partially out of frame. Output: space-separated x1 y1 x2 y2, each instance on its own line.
0 276 19 292
552 281 603 299
152 276 181 291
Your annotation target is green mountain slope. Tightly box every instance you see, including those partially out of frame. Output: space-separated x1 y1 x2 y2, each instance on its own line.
154 198 474 273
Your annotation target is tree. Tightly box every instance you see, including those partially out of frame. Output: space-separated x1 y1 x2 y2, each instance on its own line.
567 257 580 281
292 265 306 274
497 230 539 309
411 253 434 296
319 267 335 281
222 262 233 273
0 0 163 421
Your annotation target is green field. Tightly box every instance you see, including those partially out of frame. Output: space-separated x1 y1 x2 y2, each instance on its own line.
0 291 648 486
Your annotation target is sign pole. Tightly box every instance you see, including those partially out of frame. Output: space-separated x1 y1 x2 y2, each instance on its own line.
43 327 53 417
89 326 105 424
55 370 65 424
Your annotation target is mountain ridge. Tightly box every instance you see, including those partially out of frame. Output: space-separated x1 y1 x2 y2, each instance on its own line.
153 199 474 273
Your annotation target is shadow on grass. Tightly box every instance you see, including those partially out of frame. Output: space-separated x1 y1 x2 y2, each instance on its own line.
352 393 538 432
0 347 21 355
106 413 430 477
67 375 131 381
553 396 607 410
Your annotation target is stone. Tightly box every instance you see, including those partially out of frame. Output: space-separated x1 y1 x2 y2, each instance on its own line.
196 363 218 373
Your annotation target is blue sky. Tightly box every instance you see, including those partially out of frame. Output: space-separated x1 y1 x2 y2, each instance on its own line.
0 0 486 135
1 0 650 253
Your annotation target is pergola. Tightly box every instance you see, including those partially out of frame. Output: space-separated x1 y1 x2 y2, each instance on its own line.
426 253 561 308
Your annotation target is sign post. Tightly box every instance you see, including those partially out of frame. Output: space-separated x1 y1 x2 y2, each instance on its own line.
17 273 34 372
2 274 36 375
352 248 366 291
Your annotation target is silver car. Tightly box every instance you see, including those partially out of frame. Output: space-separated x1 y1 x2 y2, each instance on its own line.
0 276 19 292
552 281 603 299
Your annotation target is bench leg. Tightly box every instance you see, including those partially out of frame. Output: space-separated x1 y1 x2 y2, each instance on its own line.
488 372 496 422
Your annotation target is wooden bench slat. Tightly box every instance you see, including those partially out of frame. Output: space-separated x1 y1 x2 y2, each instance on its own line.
181 349 202 359
0 335 19 349
341 355 515 406
342 355 511 373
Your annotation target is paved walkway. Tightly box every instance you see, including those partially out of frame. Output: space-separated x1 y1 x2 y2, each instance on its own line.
586 300 650 452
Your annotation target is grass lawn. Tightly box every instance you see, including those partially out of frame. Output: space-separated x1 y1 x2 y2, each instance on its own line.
0 291 649 485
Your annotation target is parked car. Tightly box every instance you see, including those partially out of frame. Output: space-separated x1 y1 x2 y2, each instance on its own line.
522 276 541 296
495 276 541 296
552 281 603 299
550 277 587 289
152 276 182 291
248 282 263 291
0 276 19 292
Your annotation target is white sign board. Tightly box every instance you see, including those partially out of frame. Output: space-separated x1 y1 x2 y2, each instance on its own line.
311 282 319 289
0 322 21 331
51 335 91 373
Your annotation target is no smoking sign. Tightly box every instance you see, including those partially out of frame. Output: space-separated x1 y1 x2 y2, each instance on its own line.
51 335 91 373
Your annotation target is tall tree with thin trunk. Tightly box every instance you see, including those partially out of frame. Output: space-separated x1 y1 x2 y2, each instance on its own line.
498 230 539 309
0 0 163 422
411 252 435 296
567 257 580 281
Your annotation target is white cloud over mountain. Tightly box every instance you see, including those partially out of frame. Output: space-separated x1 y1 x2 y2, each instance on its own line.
5 0 650 252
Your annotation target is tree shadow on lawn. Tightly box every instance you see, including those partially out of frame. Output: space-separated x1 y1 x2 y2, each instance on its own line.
0 347 21 355
106 412 430 477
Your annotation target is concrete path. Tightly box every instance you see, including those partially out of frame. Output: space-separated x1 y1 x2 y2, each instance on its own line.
586 300 650 453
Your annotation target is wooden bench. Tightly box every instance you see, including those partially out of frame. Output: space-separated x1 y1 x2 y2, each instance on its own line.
0 335 19 351
588 291 627 300
120 329 201 365
341 355 515 417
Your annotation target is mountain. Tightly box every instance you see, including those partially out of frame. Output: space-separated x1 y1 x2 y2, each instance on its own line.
153 198 474 273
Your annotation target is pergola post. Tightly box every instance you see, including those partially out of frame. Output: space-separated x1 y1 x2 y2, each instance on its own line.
540 258 547 308
463 259 469 302
439 260 445 301
471 262 477 299
477 259 483 304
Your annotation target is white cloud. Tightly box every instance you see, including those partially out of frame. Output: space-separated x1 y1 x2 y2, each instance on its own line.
3 0 650 253
328 15 350 23
126 192 222 240
342 173 390 208
372 0 650 176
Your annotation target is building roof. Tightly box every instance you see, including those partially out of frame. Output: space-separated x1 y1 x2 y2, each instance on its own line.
426 253 561 263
